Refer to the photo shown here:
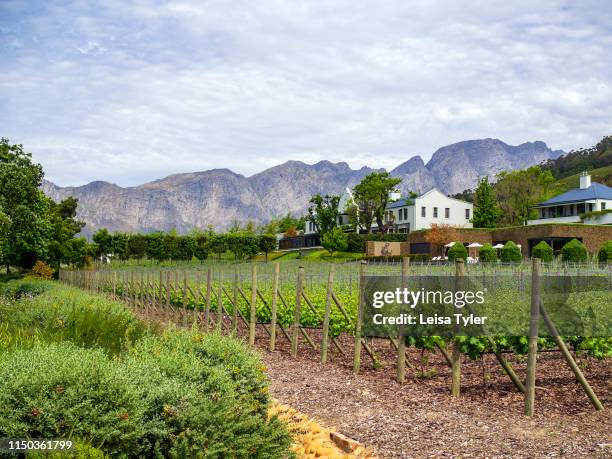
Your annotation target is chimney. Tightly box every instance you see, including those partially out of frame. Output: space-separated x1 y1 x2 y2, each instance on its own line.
388 190 401 201
579 172 591 189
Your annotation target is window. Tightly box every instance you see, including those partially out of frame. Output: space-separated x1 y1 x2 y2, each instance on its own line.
403 208 408 220
465 208 470 219
602 202 607 210
433 207 438 218
421 206 426 217
445 207 450 219
398 209 402 221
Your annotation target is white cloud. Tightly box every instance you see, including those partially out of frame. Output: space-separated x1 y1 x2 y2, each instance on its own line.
0 0 610 186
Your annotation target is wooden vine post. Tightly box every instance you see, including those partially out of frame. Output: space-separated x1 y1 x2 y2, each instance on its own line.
291 266 304 357
217 271 224 331
353 261 367 374
205 268 212 328
451 259 465 397
270 262 280 351
232 269 239 336
397 257 409 383
249 264 257 345
193 270 201 326
525 257 541 416
320 264 334 364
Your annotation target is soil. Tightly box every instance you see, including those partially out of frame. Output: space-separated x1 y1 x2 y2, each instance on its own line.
254 327 611 459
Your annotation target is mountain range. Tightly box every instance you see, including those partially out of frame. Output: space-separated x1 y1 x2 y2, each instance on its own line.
42 138 563 235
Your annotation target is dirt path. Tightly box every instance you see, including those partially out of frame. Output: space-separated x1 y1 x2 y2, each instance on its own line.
260 340 611 459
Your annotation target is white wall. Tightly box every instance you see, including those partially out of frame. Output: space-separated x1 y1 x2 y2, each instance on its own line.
413 189 473 230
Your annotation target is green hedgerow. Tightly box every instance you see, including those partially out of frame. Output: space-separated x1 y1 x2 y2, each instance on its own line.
561 238 588 262
598 240 612 262
500 241 522 262
478 243 497 262
532 240 553 262
447 242 467 261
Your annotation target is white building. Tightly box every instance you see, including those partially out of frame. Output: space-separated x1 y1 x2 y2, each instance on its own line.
384 188 473 233
305 188 473 234
527 173 612 225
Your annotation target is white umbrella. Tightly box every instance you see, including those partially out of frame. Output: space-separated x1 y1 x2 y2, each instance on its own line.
444 242 456 247
467 242 483 248
492 243 504 249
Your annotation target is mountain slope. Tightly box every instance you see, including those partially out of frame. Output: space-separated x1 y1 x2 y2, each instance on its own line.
43 138 562 235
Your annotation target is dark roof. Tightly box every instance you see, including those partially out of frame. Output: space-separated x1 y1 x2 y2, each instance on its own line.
387 198 415 209
534 182 612 207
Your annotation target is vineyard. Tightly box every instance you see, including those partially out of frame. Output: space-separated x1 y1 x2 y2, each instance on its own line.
61 258 611 415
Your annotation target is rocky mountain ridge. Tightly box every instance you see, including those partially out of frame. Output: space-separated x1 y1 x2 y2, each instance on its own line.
42 138 563 235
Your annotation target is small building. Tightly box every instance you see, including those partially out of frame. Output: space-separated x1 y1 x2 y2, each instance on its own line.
528 173 612 225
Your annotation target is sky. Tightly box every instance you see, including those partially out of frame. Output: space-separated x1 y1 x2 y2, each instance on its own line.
1 0 611 187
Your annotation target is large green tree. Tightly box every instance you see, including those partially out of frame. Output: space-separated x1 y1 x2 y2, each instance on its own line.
472 176 501 228
47 197 85 268
0 138 52 270
495 166 555 225
353 172 401 233
307 194 340 234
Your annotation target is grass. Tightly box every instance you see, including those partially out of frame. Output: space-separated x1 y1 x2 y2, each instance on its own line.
554 164 612 190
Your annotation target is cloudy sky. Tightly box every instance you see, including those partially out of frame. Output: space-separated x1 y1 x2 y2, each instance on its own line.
1 0 611 187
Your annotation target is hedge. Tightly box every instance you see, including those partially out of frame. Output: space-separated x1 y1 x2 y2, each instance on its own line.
561 238 588 262
500 241 522 262
532 240 554 262
598 240 612 262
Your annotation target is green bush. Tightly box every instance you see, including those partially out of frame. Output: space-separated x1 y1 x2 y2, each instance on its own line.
500 241 522 262
598 240 612 262
346 233 365 253
447 243 467 261
0 336 292 458
478 243 497 262
0 279 54 299
561 238 588 262
532 240 553 262
320 227 348 254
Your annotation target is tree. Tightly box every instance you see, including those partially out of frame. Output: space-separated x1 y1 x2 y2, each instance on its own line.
561 239 587 262
258 234 277 261
320 227 348 255
92 228 113 257
597 240 612 262
353 172 402 233
226 232 259 260
447 242 467 261
0 138 52 270
47 197 85 268
208 233 227 260
110 232 130 260
532 241 553 262
472 176 501 228
425 224 459 257
478 243 497 262
495 166 555 225
500 241 522 262
308 194 340 234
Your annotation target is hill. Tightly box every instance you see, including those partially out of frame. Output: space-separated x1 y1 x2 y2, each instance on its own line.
43 138 562 235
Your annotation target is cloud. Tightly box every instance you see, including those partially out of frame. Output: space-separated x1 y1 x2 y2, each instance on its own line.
0 0 610 186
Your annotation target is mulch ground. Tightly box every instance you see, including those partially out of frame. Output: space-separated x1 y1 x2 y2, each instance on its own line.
252 326 611 459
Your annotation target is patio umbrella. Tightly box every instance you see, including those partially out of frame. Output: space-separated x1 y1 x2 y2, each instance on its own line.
444 242 456 247
467 242 483 248
492 243 504 249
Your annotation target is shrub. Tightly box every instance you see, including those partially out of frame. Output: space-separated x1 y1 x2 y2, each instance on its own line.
478 243 497 262
598 240 612 262
346 233 365 253
500 241 522 262
31 260 55 279
0 336 292 458
532 240 553 262
0 280 148 354
561 238 588 262
447 242 467 261
320 228 348 254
